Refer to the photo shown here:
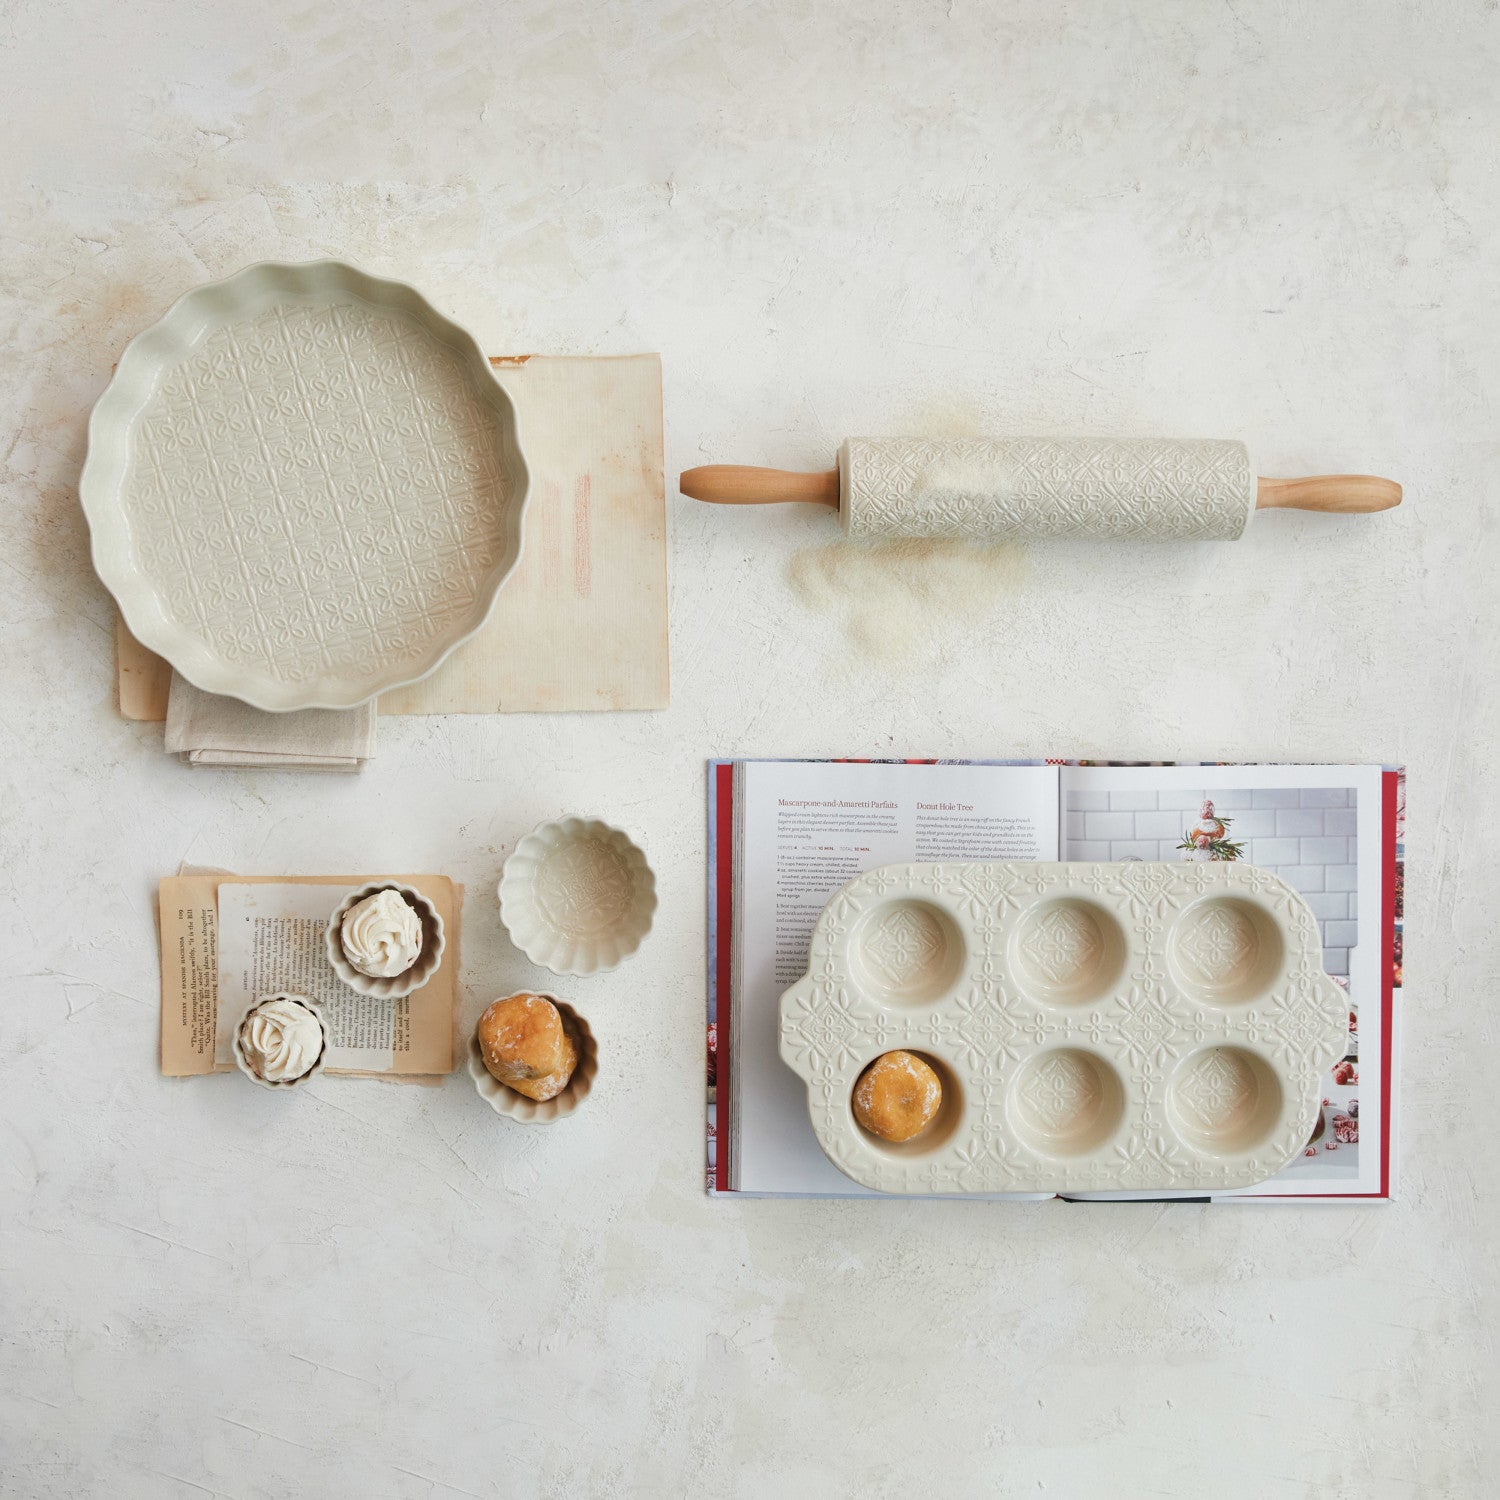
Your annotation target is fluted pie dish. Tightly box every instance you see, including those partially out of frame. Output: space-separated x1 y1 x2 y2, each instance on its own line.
79 260 530 711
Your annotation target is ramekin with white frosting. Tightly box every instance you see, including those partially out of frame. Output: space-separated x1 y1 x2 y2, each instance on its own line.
233 993 328 1090
325 881 446 998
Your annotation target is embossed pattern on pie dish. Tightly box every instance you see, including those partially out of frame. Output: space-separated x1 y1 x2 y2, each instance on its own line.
80 260 530 710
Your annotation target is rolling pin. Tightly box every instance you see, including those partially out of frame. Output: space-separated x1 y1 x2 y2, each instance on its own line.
680 438 1401 541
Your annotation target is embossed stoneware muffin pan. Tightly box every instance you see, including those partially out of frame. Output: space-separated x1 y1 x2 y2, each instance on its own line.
498 817 656 976
467 996 598 1124
779 861 1348 1195
81 260 529 711
325 881 446 999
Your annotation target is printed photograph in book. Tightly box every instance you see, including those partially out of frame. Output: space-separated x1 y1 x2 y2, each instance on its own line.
1064 782 1362 1180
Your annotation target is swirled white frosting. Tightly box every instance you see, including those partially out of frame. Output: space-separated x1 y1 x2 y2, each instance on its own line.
242 996 324 1083
340 888 423 978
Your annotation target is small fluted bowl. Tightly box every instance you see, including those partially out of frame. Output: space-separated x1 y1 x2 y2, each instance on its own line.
498 817 655 976
467 995 598 1123
232 992 329 1091
325 881 445 998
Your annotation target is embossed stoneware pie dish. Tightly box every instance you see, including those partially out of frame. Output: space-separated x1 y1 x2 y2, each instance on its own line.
498 817 656 976
81 260 530 711
325 881 446 999
779 861 1348 1195
467 996 598 1124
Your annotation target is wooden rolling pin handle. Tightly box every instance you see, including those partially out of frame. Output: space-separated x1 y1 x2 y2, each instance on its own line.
1255 475 1402 513
679 464 840 508
679 465 1404 516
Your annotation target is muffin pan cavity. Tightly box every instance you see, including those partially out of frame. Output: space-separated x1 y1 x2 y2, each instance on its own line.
779 861 1347 1195
847 899 965 1007
1168 897 1285 1005
1009 897 1126 1007
849 1052 966 1159
1006 1048 1126 1158
1166 1046 1284 1156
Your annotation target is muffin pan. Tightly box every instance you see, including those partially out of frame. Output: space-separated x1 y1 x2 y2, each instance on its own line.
778 861 1348 1194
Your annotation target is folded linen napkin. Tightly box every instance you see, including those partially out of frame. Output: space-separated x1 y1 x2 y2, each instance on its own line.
164 673 376 771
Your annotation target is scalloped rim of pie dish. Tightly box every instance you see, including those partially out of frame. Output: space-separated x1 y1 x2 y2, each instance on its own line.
80 259 530 711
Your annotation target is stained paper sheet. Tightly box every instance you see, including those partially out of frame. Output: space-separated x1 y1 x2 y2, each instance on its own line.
218 885 414 1072
158 873 459 1078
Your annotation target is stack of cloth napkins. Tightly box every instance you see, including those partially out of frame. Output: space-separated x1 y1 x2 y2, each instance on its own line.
165 675 376 772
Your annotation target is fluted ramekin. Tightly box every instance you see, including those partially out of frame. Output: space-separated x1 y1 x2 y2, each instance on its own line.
467 995 598 1123
325 880 445 998
232 992 329 1091
498 817 655 976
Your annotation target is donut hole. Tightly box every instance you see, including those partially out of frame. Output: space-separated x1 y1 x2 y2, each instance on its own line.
849 1051 965 1159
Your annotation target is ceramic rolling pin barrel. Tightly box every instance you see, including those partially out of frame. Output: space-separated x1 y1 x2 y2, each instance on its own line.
680 437 1401 541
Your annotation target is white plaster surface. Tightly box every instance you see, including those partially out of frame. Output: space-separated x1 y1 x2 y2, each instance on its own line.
1 3 1495 1495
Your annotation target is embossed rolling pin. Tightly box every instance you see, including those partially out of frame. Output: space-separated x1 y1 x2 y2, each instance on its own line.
680 438 1401 541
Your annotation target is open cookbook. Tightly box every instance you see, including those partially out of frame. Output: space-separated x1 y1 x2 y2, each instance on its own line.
708 760 1402 1202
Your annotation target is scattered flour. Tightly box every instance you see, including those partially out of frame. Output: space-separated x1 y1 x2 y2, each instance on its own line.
788 535 1030 666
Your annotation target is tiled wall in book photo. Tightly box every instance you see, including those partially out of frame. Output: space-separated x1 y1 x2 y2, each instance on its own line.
1063 787 1359 977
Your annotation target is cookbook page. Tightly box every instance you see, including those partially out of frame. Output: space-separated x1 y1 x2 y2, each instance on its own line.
1058 763 1390 1200
735 760 1059 1195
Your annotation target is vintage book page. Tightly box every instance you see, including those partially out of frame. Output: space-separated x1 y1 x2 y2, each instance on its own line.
158 874 460 1078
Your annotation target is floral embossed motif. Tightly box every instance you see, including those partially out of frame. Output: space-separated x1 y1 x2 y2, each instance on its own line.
1111 862 1182 920
784 985 864 1074
534 838 632 936
1173 1048 1256 1131
1020 905 1099 986
952 991 1026 1068
1266 981 1344 1063
863 905 944 988
1176 904 1257 987
1017 1051 1100 1133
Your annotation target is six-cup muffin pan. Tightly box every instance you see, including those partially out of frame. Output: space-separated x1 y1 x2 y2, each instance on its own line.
778 861 1349 1195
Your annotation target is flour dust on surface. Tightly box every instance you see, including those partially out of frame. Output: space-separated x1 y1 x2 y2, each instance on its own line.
788 536 1029 667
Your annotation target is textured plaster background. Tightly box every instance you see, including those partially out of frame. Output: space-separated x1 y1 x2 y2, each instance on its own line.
1 3 1495 1496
